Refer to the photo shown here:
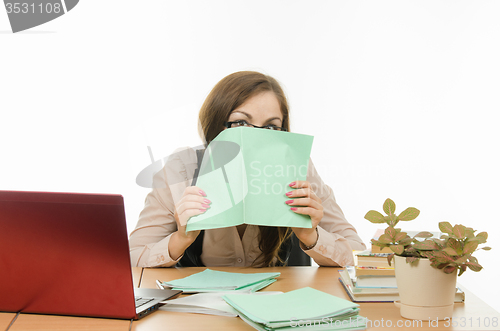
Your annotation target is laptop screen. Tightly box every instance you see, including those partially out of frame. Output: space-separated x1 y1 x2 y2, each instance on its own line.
0 191 138 319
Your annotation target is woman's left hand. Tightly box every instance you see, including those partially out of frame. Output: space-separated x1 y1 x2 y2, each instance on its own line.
286 181 323 248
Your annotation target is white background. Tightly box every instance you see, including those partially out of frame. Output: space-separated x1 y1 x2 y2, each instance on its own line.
1 1 499 314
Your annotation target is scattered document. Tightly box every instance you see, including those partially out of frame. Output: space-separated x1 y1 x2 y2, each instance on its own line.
222 287 367 330
160 291 283 317
162 269 280 293
187 127 314 232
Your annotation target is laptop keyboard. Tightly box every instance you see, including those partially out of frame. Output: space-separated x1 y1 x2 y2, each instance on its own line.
135 296 154 308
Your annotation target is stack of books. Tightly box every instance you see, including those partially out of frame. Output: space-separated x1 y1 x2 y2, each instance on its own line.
354 249 395 277
162 269 280 293
338 268 399 302
344 232 398 303
222 287 367 330
358 229 443 276
353 229 397 278
355 250 393 268
338 268 465 303
341 229 466 303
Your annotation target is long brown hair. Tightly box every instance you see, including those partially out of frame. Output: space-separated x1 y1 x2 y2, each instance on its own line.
198 71 292 267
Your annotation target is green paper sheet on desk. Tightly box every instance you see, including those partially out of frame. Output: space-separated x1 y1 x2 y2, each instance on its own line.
222 287 366 330
162 269 281 293
186 127 314 232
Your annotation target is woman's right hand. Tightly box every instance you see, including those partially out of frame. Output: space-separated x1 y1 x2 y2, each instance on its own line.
173 186 210 243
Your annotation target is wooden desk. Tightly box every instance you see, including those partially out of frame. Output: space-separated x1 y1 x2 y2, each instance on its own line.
0 313 16 331
134 267 500 331
3 267 500 331
7 314 130 331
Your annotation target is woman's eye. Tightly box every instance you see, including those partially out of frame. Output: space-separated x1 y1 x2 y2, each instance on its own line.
234 120 249 127
264 124 279 130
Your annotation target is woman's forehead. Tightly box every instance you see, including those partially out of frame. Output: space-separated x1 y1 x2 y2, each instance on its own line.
231 91 282 120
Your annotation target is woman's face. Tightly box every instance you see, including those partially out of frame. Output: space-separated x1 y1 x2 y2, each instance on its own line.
227 91 283 129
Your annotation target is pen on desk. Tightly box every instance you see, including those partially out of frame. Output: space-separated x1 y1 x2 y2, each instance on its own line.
156 279 165 290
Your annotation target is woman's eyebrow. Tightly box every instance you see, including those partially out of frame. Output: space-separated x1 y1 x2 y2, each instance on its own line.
265 117 282 123
229 111 282 123
230 111 252 119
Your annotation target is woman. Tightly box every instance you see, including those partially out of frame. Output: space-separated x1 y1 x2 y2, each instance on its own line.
129 71 365 267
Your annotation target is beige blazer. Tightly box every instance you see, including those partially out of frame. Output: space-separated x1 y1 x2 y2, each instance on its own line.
129 147 366 267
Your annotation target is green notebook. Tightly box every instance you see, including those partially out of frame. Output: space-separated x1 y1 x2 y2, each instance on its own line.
238 312 367 331
162 269 280 293
238 313 366 331
223 287 366 330
186 127 314 232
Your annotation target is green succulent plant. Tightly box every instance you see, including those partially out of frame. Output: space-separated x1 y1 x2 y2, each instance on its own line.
365 198 491 276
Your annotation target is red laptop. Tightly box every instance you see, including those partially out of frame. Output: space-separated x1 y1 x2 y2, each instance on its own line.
0 190 181 319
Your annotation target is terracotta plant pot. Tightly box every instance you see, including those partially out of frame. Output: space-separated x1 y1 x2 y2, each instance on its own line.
394 255 457 320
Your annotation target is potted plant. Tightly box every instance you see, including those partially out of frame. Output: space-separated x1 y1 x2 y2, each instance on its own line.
364 198 491 320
